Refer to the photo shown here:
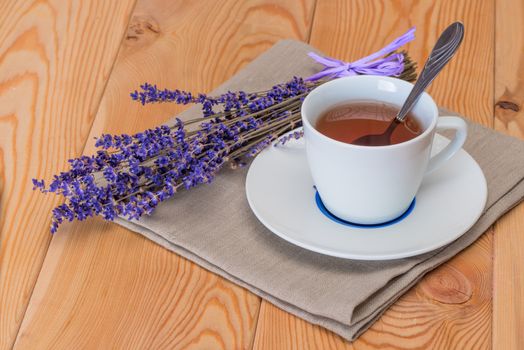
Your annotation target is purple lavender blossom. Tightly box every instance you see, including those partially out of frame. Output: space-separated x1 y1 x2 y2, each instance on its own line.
35 77 315 233
130 77 310 113
275 129 304 146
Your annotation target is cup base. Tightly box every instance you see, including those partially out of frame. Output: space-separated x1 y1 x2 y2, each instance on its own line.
315 192 416 229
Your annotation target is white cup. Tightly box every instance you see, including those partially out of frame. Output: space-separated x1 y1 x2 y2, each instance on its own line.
301 75 467 225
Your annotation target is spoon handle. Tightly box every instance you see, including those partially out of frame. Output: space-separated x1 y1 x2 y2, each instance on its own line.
396 22 464 122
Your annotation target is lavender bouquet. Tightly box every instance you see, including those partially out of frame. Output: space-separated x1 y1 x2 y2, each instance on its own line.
33 28 417 233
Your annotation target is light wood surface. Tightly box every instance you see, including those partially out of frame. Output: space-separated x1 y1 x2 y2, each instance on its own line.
13 0 314 349
493 0 524 348
0 0 522 349
0 1 136 348
253 235 492 350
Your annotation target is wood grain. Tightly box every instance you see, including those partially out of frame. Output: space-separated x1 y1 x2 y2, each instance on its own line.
14 0 315 349
0 1 136 349
253 0 495 348
493 0 524 348
253 234 492 350
254 302 353 350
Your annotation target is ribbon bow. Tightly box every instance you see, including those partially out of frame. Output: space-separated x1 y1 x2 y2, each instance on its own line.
306 27 416 81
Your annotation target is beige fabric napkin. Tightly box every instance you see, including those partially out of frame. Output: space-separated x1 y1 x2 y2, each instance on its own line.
116 40 524 341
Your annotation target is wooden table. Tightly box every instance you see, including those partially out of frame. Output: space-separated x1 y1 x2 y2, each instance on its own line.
1 0 522 348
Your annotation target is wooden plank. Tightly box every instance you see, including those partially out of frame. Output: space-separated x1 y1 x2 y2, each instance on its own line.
254 302 354 350
254 234 492 349
14 1 315 348
253 0 495 348
493 0 524 348
0 1 136 349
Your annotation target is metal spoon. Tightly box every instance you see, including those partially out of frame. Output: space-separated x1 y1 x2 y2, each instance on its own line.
352 22 465 146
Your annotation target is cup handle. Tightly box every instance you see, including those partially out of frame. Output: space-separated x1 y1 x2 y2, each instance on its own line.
426 116 468 174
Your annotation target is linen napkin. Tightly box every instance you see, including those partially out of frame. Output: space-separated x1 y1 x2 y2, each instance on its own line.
116 40 524 341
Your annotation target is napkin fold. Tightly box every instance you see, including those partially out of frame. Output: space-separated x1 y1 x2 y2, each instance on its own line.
116 40 524 341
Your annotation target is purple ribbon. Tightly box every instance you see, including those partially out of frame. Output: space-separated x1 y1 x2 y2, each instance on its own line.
306 27 416 81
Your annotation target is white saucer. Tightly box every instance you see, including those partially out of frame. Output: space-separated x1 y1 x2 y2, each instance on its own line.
246 129 488 260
